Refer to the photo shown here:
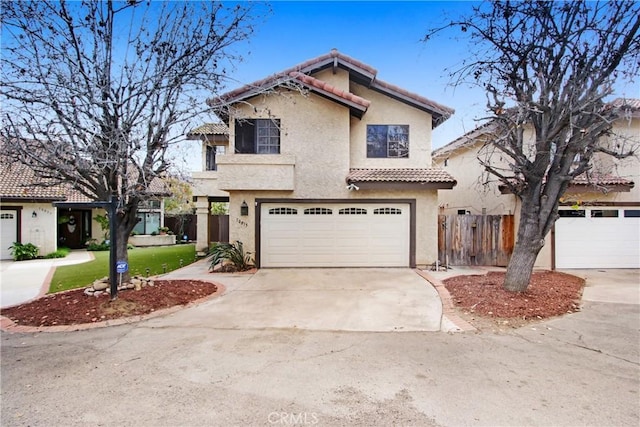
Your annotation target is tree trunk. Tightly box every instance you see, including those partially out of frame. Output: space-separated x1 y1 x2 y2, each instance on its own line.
503 206 545 293
113 202 139 286
114 220 132 285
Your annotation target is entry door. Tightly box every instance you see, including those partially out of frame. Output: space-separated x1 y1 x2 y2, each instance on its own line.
59 210 90 249
1 210 18 260
261 202 410 267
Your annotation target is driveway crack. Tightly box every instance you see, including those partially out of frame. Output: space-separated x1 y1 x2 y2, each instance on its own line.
514 331 639 366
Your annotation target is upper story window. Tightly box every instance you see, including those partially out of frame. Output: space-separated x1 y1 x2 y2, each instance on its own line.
367 125 409 158
205 145 225 171
235 119 281 154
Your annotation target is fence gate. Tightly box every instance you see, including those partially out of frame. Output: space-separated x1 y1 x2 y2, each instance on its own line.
208 214 229 244
438 214 514 266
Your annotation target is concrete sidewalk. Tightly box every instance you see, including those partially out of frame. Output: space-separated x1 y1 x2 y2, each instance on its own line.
0 251 93 308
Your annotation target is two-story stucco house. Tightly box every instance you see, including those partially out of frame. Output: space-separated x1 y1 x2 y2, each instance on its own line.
432 98 640 270
190 49 456 268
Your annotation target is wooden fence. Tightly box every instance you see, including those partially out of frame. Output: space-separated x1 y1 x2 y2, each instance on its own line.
208 214 229 244
438 214 514 266
164 214 197 241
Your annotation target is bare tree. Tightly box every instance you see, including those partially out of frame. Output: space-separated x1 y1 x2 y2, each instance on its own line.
1 0 260 284
425 0 640 292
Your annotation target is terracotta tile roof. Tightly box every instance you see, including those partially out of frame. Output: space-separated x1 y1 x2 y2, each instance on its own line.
295 49 378 76
347 168 457 184
0 155 169 201
570 173 634 187
187 123 229 136
609 97 640 111
209 49 453 126
289 71 371 109
0 161 70 201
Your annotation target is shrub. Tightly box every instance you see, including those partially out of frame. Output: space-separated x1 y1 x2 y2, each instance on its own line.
87 240 110 251
9 242 39 261
208 241 254 272
44 246 71 259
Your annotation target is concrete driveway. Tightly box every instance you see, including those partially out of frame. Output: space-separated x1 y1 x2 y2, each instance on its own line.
158 266 443 332
1 268 638 426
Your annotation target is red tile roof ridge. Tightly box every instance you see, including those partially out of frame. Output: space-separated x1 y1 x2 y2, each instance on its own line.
288 71 371 108
213 50 378 106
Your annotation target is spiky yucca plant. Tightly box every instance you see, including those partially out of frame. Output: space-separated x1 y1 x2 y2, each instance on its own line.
208 241 254 272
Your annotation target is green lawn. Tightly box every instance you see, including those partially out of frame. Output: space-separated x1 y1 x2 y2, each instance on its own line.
49 244 197 293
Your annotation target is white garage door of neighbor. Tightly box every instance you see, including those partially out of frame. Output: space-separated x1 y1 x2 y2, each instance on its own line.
261 203 410 267
1 210 18 260
555 208 640 269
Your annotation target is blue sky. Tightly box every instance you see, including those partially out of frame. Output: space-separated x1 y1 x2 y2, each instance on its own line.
176 0 638 172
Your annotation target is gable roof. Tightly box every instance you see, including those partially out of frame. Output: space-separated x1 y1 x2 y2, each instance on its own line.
209 49 454 126
433 98 640 159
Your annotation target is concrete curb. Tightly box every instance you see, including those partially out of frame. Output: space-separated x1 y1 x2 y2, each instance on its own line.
0 281 226 334
415 269 477 333
41 252 96 299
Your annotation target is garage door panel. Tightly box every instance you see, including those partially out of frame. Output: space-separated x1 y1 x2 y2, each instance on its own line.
556 211 640 269
261 203 410 267
1 210 18 260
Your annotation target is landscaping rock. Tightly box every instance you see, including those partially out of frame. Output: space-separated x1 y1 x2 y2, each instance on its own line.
92 280 109 291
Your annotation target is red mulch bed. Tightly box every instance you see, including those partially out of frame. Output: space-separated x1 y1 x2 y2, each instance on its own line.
1 280 218 327
444 270 585 329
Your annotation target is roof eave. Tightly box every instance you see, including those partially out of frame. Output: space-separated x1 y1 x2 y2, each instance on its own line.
369 81 454 128
346 181 456 190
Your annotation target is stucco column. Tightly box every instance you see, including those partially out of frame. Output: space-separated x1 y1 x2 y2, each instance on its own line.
195 196 210 254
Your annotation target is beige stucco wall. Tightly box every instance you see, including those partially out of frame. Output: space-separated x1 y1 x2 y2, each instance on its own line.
313 68 350 92
0 202 58 256
350 83 433 168
434 139 519 216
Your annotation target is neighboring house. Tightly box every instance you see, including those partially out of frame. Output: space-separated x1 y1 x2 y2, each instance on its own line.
190 49 456 267
0 157 170 259
432 98 640 269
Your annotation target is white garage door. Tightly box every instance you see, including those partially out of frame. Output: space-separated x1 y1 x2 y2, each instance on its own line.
555 208 640 269
261 202 410 267
1 210 18 260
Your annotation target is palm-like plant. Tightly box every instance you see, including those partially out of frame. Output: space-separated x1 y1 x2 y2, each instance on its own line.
208 241 254 272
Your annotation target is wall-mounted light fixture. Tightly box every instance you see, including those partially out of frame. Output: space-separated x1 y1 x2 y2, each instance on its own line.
240 201 249 216
32 211 37 218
